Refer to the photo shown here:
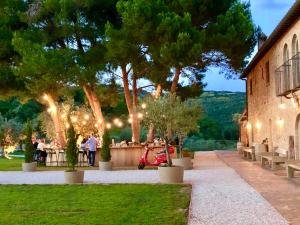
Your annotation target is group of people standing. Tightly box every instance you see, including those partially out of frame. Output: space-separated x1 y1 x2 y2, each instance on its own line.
80 134 98 167
31 134 99 167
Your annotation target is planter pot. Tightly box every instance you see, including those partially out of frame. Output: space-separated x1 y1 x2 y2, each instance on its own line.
64 170 84 184
172 157 193 170
99 161 112 171
22 162 37 172
158 166 184 184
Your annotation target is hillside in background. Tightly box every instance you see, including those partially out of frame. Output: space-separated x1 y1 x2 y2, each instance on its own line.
184 91 245 151
199 91 245 130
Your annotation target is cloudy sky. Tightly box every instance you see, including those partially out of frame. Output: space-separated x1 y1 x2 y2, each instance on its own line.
204 0 295 92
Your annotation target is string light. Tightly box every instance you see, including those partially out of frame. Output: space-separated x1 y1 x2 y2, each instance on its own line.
128 118 132 124
106 123 112 129
113 118 120 125
141 103 146 109
43 94 49 101
61 113 66 119
117 121 123 127
138 113 143 119
98 119 103 124
82 121 87 125
71 117 78 123
84 114 89 120
66 123 70 129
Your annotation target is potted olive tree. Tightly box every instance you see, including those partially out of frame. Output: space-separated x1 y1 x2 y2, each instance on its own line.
99 129 112 171
143 95 184 183
172 100 201 170
22 121 36 172
64 121 84 183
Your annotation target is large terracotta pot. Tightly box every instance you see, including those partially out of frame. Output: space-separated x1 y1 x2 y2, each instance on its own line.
22 162 37 172
99 161 112 171
158 166 184 183
64 170 84 184
172 157 193 170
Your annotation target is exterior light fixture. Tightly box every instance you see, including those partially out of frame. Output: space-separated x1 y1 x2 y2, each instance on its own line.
279 103 286 109
255 121 262 130
276 118 284 127
246 122 252 131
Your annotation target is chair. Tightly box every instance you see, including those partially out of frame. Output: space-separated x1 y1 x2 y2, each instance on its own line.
46 148 58 166
58 149 65 166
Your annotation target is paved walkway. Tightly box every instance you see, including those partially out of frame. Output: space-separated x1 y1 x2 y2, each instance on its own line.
0 152 288 225
217 151 300 225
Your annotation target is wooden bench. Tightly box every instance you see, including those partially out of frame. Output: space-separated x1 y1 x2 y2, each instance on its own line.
286 163 300 178
261 147 288 170
242 147 256 161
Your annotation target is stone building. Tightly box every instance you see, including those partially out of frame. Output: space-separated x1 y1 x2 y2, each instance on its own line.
240 2 300 159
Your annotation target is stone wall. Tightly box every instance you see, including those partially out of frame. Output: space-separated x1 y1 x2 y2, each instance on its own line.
246 19 300 159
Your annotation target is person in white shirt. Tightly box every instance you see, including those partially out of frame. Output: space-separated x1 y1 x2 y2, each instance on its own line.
86 134 98 166
37 139 47 163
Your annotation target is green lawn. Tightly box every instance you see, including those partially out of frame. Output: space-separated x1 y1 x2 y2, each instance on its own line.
0 157 23 171
0 157 153 171
0 184 191 225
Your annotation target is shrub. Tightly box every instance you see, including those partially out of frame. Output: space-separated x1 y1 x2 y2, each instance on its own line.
65 122 78 171
24 121 34 163
101 129 111 162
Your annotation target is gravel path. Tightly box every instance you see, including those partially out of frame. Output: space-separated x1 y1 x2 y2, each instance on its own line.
0 152 288 225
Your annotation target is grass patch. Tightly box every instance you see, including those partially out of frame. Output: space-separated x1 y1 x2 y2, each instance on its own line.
0 157 150 171
0 184 191 225
0 157 23 171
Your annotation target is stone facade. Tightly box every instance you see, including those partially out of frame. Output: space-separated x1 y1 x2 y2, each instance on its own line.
242 18 300 159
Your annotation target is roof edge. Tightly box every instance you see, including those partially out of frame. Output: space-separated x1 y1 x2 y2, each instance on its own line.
241 1 300 79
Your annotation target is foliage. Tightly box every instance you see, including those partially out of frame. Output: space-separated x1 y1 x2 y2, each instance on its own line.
173 99 202 158
0 114 23 153
101 129 111 162
24 121 34 163
0 0 27 98
0 184 191 225
198 91 245 140
120 127 132 142
65 121 79 171
183 137 236 151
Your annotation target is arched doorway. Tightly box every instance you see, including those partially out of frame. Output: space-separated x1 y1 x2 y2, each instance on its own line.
295 114 300 159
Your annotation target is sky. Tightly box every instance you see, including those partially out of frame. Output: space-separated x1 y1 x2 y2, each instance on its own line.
203 0 295 92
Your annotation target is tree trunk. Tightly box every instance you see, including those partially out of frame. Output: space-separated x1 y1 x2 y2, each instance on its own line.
122 66 140 143
165 138 172 166
45 94 66 147
147 84 162 142
170 67 181 94
83 84 105 135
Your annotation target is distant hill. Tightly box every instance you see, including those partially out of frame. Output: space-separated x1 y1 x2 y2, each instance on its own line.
197 91 245 141
199 91 245 127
